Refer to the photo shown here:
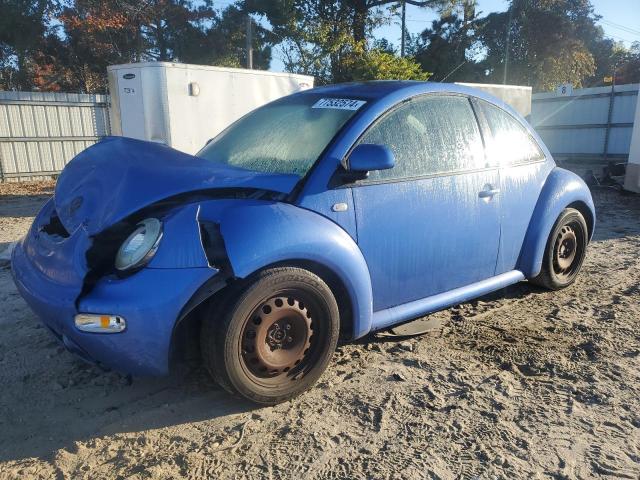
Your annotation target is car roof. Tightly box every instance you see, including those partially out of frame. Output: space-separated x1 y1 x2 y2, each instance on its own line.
306 80 522 118
309 81 424 99
308 80 488 100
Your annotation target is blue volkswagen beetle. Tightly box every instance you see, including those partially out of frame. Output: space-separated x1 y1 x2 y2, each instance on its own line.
12 82 595 404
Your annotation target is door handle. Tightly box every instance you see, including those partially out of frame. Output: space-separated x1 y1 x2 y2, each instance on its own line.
478 188 500 199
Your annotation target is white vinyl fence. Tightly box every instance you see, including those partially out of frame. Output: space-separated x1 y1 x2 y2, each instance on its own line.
531 83 639 164
0 91 111 181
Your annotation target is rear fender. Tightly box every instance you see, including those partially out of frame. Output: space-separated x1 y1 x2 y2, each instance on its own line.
517 167 595 278
197 200 374 338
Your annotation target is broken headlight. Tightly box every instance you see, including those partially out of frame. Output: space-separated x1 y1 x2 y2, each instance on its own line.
115 218 163 271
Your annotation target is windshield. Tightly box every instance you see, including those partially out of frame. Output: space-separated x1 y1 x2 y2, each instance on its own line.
197 94 366 177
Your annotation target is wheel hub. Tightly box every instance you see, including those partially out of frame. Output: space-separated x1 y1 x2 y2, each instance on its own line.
242 296 313 377
555 226 577 271
266 321 292 350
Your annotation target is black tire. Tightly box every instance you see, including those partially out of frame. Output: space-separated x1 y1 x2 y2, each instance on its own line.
201 267 340 405
530 208 588 290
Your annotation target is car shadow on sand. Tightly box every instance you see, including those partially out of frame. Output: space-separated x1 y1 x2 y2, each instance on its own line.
0 281 543 465
0 280 257 464
0 360 257 463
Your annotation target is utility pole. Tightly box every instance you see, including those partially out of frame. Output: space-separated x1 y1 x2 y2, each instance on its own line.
400 1 406 57
246 15 253 69
603 64 617 162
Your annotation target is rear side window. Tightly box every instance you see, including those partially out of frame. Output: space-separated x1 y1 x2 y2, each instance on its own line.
477 100 545 166
359 94 485 182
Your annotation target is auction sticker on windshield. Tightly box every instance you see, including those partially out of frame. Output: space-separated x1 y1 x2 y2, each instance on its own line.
312 98 366 110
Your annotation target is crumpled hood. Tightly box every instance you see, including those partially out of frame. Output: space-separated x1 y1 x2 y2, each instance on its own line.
54 137 300 235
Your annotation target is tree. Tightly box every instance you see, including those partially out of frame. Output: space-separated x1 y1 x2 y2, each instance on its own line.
350 47 431 80
413 8 484 82
584 37 640 87
616 42 640 85
31 0 272 92
0 0 59 90
249 0 434 84
477 0 597 91
347 0 460 44
197 4 273 69
249 0 360 83
50 0 144 92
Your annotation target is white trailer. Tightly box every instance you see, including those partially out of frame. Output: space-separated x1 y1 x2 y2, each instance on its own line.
107 62 314 154
624 92 640 193
456 82 532 118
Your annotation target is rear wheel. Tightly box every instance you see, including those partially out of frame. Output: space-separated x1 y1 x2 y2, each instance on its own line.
530 208 588 290
201 267 339 405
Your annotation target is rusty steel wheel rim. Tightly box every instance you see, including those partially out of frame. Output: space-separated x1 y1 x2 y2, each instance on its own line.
553 222 582 279
241 295 314 382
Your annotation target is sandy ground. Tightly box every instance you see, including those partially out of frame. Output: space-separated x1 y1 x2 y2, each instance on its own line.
0 182 639 479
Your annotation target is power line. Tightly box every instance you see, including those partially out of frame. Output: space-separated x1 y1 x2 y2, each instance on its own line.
600 19 640 37
603 32 637 44
404 14 639 43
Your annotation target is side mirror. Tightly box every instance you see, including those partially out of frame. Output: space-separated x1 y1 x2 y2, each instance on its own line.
346 144 395 172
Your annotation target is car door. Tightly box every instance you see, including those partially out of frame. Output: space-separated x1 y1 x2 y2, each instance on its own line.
472 99 554 275
350 94 501 311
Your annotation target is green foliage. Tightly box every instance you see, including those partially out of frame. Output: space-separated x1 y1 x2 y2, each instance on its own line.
0 0 273 92
350 48 432 81
0 0 58 90
585 38 640 86
413 12 485 82
476 0 598 91
412 0 639 91
249 0 433 84
616 42 640 85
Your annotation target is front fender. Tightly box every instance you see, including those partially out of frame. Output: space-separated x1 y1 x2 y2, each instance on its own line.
517 167 595 278
147 203 209 269
199 200 374 339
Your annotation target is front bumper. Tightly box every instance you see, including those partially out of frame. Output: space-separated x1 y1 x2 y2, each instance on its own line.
12 236 215 376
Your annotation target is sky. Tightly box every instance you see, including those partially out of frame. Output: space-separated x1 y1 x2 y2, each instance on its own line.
267 0 640 72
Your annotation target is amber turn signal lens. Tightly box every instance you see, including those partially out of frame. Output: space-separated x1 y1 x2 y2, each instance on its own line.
75 314 126 333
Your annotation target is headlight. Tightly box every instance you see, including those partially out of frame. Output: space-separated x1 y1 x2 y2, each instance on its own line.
115 218 163 271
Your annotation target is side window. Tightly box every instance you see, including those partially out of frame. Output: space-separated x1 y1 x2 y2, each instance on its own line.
478 100 545 166
359 95 485 181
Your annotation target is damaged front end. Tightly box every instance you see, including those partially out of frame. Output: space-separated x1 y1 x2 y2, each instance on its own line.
13 192 287 377
11 197 219 375
11 137 303 375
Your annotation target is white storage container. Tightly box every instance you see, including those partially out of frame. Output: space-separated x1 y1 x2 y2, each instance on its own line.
107 62 314 154
624 93 640 193
456 82 532 118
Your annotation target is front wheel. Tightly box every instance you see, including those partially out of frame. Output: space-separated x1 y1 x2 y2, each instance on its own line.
201 267 340 405
530 208 588 290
